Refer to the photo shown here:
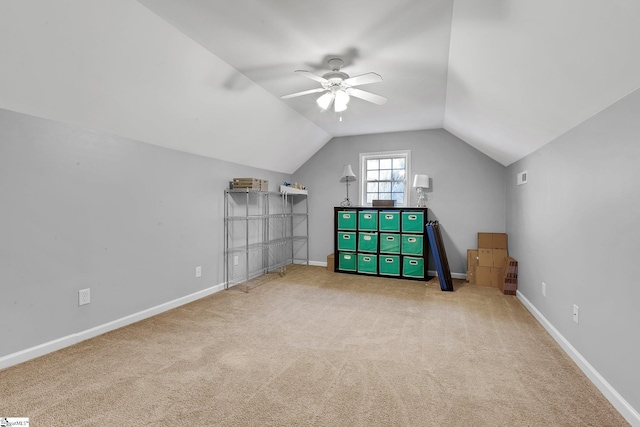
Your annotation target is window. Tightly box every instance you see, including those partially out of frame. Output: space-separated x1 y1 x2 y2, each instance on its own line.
359 150 411 206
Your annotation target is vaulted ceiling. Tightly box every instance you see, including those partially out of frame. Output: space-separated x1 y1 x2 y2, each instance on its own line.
1 1 639 173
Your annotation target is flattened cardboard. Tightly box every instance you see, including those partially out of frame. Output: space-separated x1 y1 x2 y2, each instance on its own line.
475 266 492 286
478 248 494 267
478 233 493 249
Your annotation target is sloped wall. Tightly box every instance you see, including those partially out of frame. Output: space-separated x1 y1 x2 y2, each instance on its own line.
0 108 290 360
506 89 640 420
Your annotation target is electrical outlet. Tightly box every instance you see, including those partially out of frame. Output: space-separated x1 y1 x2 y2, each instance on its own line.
233 256 239 266
573 304 579 324
78 288 90 306
195 266 202 278
542 282 546 297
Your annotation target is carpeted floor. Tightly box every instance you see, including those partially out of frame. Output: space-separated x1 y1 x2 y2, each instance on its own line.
0 265 629 426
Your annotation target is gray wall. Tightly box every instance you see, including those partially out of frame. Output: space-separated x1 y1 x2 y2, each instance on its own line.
506 89 640 413
292 129 506 273
0 108 290 358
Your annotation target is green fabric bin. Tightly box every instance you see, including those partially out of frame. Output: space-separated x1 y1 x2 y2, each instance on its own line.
401 234 424 256
337 232 356 251
338 252 357 271
379 233 400 254
337 211 357 230
402 256 425 278
358 232 378 252
379 211 400 232
401 211 424 233
357 254 378 274
358 211 378 231
379 255 400 276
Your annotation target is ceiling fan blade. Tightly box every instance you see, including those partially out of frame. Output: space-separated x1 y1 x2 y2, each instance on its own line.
343 72 383 87
347 87 388 105
295 70 329 84
281 87 326 100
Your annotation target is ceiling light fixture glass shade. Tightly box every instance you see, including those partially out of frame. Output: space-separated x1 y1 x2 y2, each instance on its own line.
316 92 334 110
334 90 350 112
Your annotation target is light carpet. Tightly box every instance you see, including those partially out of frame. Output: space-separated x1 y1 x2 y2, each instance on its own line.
0 265 629 426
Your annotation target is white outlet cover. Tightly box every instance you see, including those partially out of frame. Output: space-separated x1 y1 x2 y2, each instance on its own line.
542 282 546 297
195 266 202 278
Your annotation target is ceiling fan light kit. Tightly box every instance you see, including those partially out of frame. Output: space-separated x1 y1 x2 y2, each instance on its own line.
281 58 387 114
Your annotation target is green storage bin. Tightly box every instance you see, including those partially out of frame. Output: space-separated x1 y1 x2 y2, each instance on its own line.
379 211 400 232
338 252 357 271
358 232 378 252
357 254 378 274
379 255 400 276
401 234 424 256
358 211 378 231
337 211 357 230
337 232 356 251
379 233 400 254
403 256 425 278
401 211 425 233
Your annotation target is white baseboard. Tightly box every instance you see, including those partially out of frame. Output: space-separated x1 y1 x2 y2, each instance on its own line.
0 282 226 371
517 291 640 426
428 270 467 280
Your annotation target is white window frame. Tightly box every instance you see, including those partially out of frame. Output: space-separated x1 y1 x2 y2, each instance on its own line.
359 150 411 207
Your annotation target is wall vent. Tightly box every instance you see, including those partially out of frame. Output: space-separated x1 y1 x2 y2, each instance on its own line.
517 171 528 185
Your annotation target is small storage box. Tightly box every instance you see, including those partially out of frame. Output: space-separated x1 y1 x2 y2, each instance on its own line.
232 178 262 190
379 233 401 254
401 234 424 256
358 232 378 252
358 211 378 231
403 256 425 278
379 211 400 232
337 232 357 251
401 211 425 233
379 255 400 276
337 211 357 230
357 254 378 274
338 252 357 271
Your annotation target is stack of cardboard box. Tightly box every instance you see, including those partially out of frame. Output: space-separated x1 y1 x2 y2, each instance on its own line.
467 232 518 294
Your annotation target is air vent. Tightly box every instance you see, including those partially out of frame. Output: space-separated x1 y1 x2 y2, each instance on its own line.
517 171 528 185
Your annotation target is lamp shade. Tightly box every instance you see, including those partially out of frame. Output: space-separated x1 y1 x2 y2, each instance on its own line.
413 174 430 189
340 164 357 182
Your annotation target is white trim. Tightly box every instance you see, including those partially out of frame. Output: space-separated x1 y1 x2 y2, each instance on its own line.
517 291 640 426
359 150 411 207
428 270 467 280
0 282 226 370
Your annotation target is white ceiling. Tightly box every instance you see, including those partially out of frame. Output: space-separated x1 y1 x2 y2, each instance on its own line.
1 1 639 173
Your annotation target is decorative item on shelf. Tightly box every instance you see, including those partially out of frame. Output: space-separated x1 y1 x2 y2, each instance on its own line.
340 164 357 207
413 174 430 208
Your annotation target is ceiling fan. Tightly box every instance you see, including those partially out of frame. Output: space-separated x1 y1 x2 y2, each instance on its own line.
281 58 387 113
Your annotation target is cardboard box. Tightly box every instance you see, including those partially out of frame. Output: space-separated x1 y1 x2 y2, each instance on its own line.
372 200 395 207
475 266 492 286
232 178 262 190
493 233 508 250
477 232 508 249
467 250 478 270
492 249 508 267
261 180 269 191
467 267 476 284
327 253 335 271
478 248 494 267
490 267 502 287
478 233 493 249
